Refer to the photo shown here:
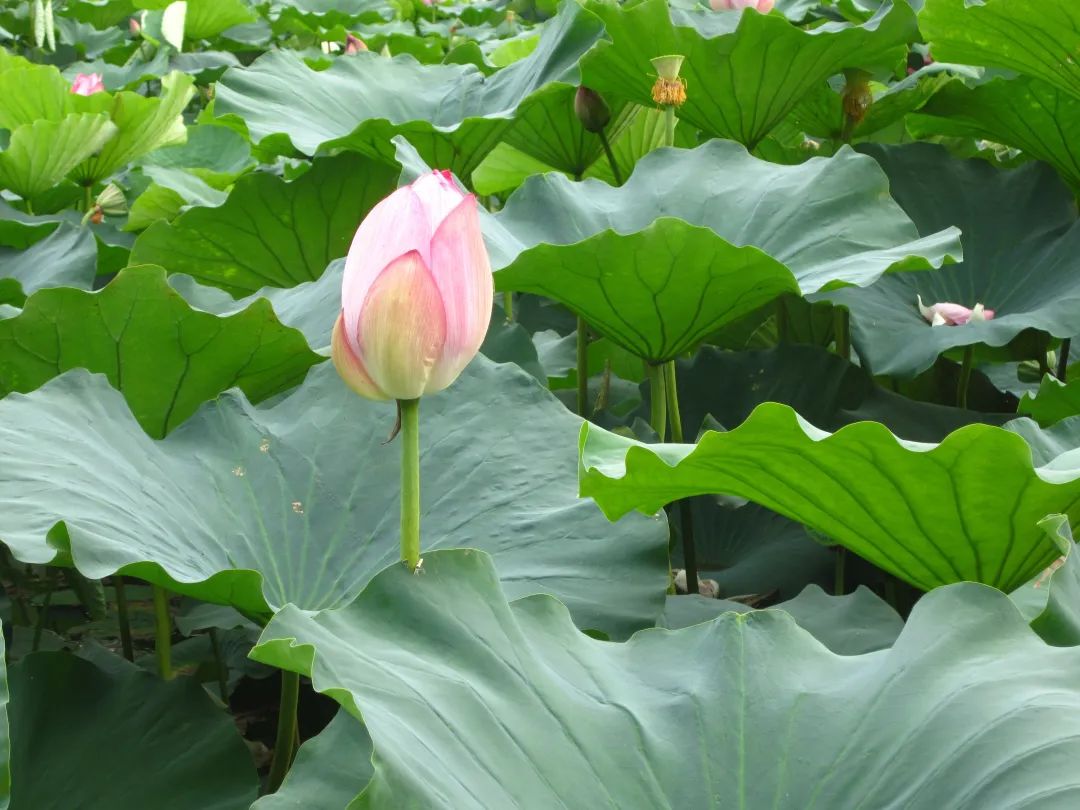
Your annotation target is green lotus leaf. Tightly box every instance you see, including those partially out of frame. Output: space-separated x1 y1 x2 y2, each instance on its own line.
0 65 70 131
488 141 959 361
659 583 904 655
0 360 666 637
920 0 1080 101
0 266 323 437
8 652 256 809
819 143 1080 377
1019 376 1080 428
252 548 1080 808
908 75 1080 192
0 114 117 200
71 71 194 184
213 2 601 180
497 221 799 362
0 225 97 307
130 152 398 294
251 710 374 810
141 123 254 188
580 0 916 148
578 402 1080 592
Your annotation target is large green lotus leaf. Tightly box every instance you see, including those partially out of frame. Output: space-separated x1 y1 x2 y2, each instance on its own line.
920 0 1080 102
214 2 601 179
0 360 666 636
489 140 959 293
169 262 341 349
659 583 903 655
70 71 195 185
8 652 256 809
496 220 799 362
253 548 1080 809
130 153 398 295
668 344 1012 442
908 75 1080 192
578 403 1080 592
0 225 97 307
0 266 323 438
134 0 256 39
141 123 254 188
579 0 915 148
1020 376 1080 428
252 710 374 810
0 65 69 131
0 115 115 203
818 143 1080 377
1009 520 1080 647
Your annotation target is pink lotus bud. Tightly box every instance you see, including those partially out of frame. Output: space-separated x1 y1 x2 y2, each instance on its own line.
422 0 434 5
70 73 105 96
574 86 611 133
917 295 996 327
345 33 367 54
709 0 774 12
333 170 494 401
129 17 141 35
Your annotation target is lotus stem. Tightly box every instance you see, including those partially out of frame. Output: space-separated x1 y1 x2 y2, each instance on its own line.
834 547 847 596
399 398 421 570
598 129 622 185
664 361 698 596
1057 338 1071 381
663 106 676 150
209 627 229 701
834 308 850 360
266 670 300 794
31 568 57 652
647 363 667 442
113 575 134 661
503 291 514 323
152 584 172 679
576 317 589 417
776 296 790 344
82 184 93 214
957 346 974 409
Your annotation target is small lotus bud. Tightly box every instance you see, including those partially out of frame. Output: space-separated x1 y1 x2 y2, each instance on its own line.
345 33 367 54
129 17 141 35
70 72 105 96
650 54 686 107
96 183 128 217
574 87 611 133
380 43 392 58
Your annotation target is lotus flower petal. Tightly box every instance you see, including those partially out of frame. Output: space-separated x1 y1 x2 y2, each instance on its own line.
70 73 105 96
424 195 494 392
356 250 447 400
331 313 389 401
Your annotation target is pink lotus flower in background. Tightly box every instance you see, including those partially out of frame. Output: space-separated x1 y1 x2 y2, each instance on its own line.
710 0 774 12
917 295 995 327
332 170 493 401
422 0 434 5
345 33 367 54
70 73 105 96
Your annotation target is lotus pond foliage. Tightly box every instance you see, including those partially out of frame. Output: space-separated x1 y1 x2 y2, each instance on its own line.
0 0 1078 807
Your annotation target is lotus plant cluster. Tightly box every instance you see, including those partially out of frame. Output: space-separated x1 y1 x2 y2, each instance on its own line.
0 0 1078 807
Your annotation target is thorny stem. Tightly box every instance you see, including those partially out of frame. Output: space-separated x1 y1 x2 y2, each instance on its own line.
598 129 622 185
266 670 300 794
1057 338 1071 382
834 547 847 596
957 346 974 409
834 308 850 360
647 363 667 442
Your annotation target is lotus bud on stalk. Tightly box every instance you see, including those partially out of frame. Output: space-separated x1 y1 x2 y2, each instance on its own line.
840 68 873 142
333 170 493 570
81 184 127 227
574 86 611 134
70 72 105 96
129 16 141 35
710 0 774 11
